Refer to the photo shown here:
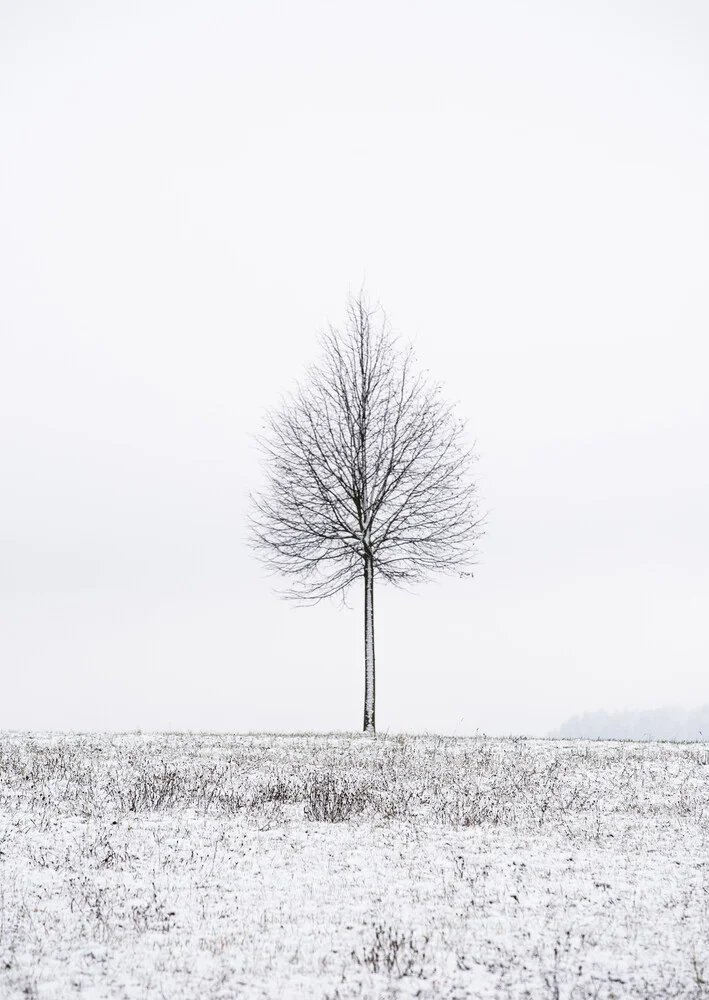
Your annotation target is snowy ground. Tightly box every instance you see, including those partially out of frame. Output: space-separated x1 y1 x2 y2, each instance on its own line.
1 733 708 999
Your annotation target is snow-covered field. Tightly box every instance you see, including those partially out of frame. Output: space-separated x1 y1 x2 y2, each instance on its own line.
1 733 708 999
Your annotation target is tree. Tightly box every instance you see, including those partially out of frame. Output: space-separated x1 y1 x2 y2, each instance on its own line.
249 294 483 733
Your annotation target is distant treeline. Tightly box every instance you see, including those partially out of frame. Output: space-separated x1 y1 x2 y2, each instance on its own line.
551 706 709 741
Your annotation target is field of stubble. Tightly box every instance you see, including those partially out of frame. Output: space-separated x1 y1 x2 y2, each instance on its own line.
0 733 708 999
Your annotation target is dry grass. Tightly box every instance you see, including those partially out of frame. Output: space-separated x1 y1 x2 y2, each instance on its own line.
1 732 708 998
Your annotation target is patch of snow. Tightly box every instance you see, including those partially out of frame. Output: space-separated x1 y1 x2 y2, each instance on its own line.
0 733 707 998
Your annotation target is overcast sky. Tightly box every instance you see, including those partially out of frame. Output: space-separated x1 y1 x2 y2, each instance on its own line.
2 0 707 735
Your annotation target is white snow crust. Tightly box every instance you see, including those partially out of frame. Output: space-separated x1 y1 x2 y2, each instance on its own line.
0 733 707 999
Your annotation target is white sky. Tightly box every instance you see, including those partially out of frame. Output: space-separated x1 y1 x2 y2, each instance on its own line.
2 0 707 735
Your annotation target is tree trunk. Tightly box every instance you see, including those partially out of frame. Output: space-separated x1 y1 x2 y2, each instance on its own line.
363 552 376 733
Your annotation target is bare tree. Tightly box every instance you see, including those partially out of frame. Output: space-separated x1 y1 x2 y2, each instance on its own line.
249 294 483 733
